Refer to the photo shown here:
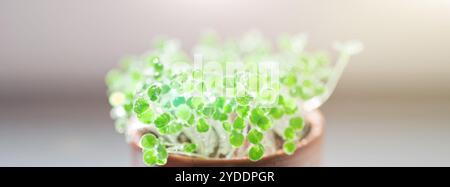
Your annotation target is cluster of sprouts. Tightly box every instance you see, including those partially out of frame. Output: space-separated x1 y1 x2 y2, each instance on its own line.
106 31 361 166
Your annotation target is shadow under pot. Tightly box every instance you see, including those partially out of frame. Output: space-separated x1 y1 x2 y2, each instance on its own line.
129 110 325 167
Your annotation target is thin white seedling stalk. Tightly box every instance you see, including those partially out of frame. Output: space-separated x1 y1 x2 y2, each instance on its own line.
302 41 363 112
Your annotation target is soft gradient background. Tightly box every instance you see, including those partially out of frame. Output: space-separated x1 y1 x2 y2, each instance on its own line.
1 0 449 166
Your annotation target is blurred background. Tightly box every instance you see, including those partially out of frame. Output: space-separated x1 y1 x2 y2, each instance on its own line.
1 0 449 166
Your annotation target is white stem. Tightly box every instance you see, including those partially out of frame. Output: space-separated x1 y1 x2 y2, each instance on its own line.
302 41 362 112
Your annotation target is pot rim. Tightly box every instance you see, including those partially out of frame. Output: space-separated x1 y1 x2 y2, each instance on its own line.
130 110 324 165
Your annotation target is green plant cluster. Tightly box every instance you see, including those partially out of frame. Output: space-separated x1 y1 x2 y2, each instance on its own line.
106 31 334 166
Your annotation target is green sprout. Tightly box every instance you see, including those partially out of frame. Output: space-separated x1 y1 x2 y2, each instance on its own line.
106 31 361 166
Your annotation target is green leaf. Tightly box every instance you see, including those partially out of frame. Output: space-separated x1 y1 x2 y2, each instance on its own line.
223 103 233 113
300 89 313 100
168 123 183 134
137 109 154 124
154 113 171 128
187 97 204 109
236 105 250 117
257 116 271 131
289 117 304 130
282 74 297 86
314 84 326 96
153 61 164 72
283 98 298 115
213 110 228 121
146 56 158 66
283 127 296 140
147 85 161 101
158 122 183 135
289 85 304 97
250 108 272 131
229 130 245 147
161 84 171 94
156 144 168 165
131 71 142 81
236 95 252 106
183 143 197 153
302 79 314 88
248 129 263 144
172 96 186 107
214 96 226 109
269 107 284 119
202 106 215 117
133 97 149 114
248 144 265 161
283 141 297 155
157 144 168 159
233 117 245 130
123 102 133 114
140 134 159 149
277 95 286 105
158 126 169 135
125 91 134 100
161 101 172 110
143 149 157 166
249 108 264 124
222 122 232 132
187 115 195 126
175 104 191 121
197 118 210 133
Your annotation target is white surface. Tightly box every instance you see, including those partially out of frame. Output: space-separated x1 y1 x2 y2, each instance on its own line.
322 98 450 166
1 98 449 166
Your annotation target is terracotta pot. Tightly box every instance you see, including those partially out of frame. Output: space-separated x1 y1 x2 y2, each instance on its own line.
130 110 325 167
